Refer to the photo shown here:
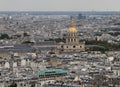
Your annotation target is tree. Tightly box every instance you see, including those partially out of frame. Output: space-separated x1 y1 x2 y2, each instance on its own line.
48 51 55 54
23 32 30 37
0 34 10 39
31 82 36 87
85 40 120 51
22 41 34 44
10 82 17 87
45 38 65 43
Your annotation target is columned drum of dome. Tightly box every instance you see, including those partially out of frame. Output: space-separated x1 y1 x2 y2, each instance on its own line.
66 20 79 44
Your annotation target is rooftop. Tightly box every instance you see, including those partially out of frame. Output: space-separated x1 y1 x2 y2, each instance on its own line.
38 69 68 76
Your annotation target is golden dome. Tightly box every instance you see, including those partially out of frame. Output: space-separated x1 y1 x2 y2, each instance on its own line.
67 20 77 33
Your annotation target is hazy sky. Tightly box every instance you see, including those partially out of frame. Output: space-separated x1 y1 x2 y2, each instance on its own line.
0 0 120 11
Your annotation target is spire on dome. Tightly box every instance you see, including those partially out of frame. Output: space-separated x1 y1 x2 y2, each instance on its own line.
67 19 77 33
70 19 76 28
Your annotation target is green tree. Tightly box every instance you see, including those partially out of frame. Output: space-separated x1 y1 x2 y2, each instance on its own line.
48 51 55 54
45 38 65 43
85 40 120 51
23 32 30 37
22 41 34 44
0 34 10 39
10 82 17 87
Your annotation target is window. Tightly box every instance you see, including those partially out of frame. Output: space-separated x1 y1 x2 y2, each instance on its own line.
66 46 68 48
68 39 70 42
20 83 23 86
73 46 76 48
74 39 76 42
61 49 64 51
61 45 63 48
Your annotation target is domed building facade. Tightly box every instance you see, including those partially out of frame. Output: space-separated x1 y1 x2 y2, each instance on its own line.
57 20 85 52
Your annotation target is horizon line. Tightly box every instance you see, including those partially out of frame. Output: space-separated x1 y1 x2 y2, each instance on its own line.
0 10 120 12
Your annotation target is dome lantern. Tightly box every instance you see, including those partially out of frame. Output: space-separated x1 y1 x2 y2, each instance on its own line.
67 20 77 33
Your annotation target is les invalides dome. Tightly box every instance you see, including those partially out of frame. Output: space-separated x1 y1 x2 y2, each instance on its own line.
67 20 77 33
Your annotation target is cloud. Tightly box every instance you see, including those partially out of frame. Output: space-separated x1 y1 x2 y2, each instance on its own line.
0 0 120 11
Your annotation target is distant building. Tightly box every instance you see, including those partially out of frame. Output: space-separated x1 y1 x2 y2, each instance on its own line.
57 20 85 52
0 20 85 56
38 69 68 78
33 20 85 53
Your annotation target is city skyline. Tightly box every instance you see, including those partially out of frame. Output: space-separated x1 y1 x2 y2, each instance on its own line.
0 0 120 11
